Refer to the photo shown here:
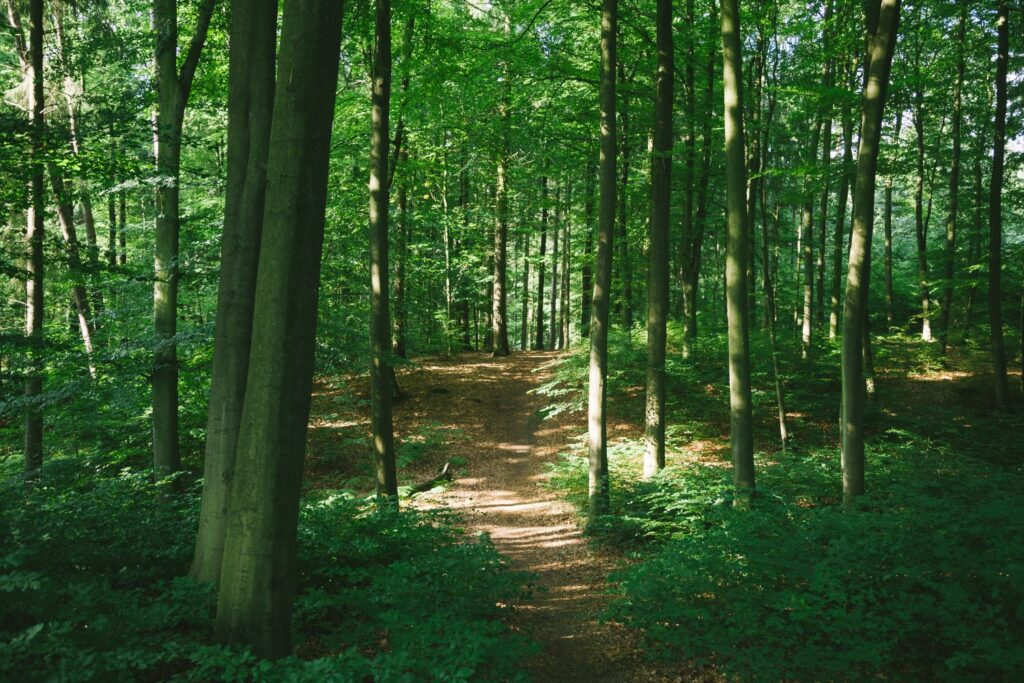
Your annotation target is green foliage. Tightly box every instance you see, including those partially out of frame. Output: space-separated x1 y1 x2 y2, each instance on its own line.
0 458 534 682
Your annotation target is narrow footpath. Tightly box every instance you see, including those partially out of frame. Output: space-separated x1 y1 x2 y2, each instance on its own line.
401 352 675 682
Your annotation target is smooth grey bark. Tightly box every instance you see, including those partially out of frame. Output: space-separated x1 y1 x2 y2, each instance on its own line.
644 0 672 480
520 230 530 350
682 34 715 359
492 14 511 357
831 84 854 338
799 119 822 359
118 189 127 265
20 0 44 477
815 0 834 329
841 0 899 504
676 0 695 320
369 0 398 500
550 185 560 349
581 160 595 337
988 0 1010 409
191 0 277 586
151 0 217 477
616 64 633 331
214 0 343 657
535 173 548 349
939 6 966 355
50 169 97 376
721 0 755 502
589 0 616 518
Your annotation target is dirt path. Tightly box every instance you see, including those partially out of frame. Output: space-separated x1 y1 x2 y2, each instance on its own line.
399 352 672 682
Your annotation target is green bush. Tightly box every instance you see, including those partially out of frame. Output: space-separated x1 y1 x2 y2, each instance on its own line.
602 444 1024 681
0 458 534 682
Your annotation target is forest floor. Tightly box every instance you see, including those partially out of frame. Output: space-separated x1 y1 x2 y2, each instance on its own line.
307 351 682 682
305 343 1022 681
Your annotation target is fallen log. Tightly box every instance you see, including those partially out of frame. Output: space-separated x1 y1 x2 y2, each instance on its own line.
406 461 453 496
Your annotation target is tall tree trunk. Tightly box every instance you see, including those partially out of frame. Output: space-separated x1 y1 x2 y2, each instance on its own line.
963 135 984 337
911 50 932 342
50 169 97 376
676 0 695 320
550 185 560 349
581 160 595 337
492 15 511 357
391 14 415 359
799 120 822 359
940 6 966 355
118 189 127 265
152 0 216 477
841 0 899 504
520 231 530 350
589 0 616 518
214 0 343 656
831 84 854 338
721 0 755 503
191 0 277 586
368 0 397 501
988 0 1010 409
561 217 570 347
683 36 715 359
815 0 834 330
617 78 633 333
21 0 45 477
644 0 672 480
535 174 548 349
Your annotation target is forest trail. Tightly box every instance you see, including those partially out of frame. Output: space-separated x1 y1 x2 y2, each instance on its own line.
396 351 674 682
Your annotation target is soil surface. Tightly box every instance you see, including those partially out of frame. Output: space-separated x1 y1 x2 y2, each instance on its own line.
361 351 675 682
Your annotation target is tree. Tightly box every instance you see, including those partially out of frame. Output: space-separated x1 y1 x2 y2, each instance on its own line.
988 0 1010 410
643 0 672 480
370 0 398 501
191 0 277 586
214 0 344 657
491 10 511 357
151 0 217 477
939 4 966 355
841 0 900 503
588 0 616 518
721 0 755 502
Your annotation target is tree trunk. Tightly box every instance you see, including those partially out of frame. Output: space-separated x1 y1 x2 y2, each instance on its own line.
22 0 45 477
152 0 216 477
988 0 1010 409
118 189 127 265
617 67 633 332
191 0 276 586
911 56 932 342
589 0 616 518
676 0 695 320
368 0 397 501
535 174 548 349
815 0 834 330
841 0 899 504
721 0 755 504
492 15 511 357
520 231 530 350
50 170 98 377
683 36 715 360
581 160 595 337
939 7 965 355
550 185 560 350
831 86 854 338
644 0 672 480
214 0 343 657
800 120 822 359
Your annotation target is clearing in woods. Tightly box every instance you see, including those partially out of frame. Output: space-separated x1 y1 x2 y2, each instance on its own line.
308 351 676 682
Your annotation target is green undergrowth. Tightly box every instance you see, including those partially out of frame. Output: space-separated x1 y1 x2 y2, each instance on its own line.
542 328 1024 680
0 457 534 682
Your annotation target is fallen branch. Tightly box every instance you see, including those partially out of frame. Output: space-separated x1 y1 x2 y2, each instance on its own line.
406 461 453 496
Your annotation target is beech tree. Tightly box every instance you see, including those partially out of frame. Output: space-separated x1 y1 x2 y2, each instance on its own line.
214 0 344 656
588 0 616 518
841 0 900 503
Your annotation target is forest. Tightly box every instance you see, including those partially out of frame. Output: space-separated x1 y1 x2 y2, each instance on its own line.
1 0 1023 679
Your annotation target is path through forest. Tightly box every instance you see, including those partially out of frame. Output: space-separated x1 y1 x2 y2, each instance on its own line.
396 351 674 682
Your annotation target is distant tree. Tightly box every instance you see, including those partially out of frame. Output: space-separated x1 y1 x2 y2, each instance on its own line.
151 0 217 477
